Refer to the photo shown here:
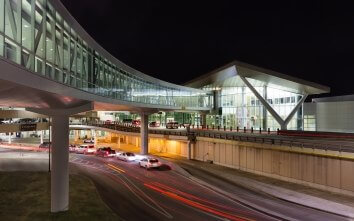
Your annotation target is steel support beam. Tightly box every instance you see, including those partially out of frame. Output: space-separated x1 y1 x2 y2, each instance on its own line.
239 76 284 128
283 94 308 129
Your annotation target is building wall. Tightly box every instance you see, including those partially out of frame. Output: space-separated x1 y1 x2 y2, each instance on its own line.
304 101 354 133
193 137 354 195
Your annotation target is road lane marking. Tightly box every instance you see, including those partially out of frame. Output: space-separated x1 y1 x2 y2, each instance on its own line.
106 163 125 173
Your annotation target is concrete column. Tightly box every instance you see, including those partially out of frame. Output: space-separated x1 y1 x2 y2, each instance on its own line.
87 130 92 139
108 132 112 142
51 115 69 212
140 113 148 155
200 113 207 127
40 130 44 144
8 133 11 144
117 134 121 150
187 141 192 159
92 129 97 146
74 130 79 142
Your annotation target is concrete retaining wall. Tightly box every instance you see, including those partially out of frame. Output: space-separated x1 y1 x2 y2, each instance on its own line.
193 137 354 195
98 128 354 195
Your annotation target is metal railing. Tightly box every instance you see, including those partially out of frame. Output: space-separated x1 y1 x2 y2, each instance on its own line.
69 121 354 153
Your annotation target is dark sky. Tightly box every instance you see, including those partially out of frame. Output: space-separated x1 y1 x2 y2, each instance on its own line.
60 0 354 98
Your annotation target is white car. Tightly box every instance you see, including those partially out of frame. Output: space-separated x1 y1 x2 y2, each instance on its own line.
83 138 94 144
69 144 77 153
75 144 95 154
139 158 161 169
116 152 136 161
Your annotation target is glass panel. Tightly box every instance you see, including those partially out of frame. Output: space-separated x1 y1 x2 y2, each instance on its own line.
5 0 20 41
35 56 43 74
0 35 3 56
4 38 17 62
45 18 53 62
0 0 4 32
70 39 75 73
34 6 44 57
21 0 32 50
21 48 30 66
63 32 69 70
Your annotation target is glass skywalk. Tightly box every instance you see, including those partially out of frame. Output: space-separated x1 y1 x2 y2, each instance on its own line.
0 0 212 109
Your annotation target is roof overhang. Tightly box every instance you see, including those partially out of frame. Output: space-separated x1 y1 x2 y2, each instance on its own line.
184 60 330 95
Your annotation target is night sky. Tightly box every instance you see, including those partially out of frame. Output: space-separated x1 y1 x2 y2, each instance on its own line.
60 0 354 98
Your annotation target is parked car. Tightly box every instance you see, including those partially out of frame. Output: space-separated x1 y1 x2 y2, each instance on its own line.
139 158 161 169
16 118 36 124
104 120 113 124
116 152 136 161
132 120 141 126
166 121 179 129
96 147 116 157
75 144 95 154
149 121 160 127
83 138 94 144
39 142 51 148
36 118 48 123
30 133 39 138
69 144 77 152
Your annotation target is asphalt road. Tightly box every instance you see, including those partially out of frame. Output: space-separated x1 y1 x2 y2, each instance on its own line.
0 146 350 221
70 154 277 221
169 159 349 221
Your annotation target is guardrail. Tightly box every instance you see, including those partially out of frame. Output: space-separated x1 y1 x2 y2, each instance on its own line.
70 122 354 153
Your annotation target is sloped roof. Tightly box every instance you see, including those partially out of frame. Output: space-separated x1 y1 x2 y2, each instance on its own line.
184 60 330 95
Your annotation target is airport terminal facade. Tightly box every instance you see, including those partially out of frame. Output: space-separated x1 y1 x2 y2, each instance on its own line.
97 62 329 131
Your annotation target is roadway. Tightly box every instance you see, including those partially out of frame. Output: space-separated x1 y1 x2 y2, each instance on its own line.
0 146 350 221
71 154 276 221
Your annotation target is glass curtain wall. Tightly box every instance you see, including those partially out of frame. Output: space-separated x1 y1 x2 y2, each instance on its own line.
0 0 211 109
201 76 304 130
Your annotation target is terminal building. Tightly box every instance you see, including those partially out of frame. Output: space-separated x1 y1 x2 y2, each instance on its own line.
112 61 330 131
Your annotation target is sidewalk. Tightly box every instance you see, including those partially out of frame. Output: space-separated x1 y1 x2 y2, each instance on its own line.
157 153 354 219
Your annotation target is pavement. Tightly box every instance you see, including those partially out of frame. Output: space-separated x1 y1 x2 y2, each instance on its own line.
157 154 354 220
0 146 49 171
2 141 354 220
111 143 354 220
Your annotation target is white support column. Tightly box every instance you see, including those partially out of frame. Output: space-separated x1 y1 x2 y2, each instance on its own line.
8 133 11 144
26 102 94 214
282 94 308 130
92 129 97 146
140 113 149 155
40 130 44 144
240 76 285 127
51 115 69 212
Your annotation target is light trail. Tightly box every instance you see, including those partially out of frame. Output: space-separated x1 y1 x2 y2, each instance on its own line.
145 183 253 221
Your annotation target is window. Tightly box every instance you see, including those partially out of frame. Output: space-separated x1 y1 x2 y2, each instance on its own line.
304 115 316 131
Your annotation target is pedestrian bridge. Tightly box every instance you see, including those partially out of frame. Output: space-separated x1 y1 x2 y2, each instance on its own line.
0 0 212 112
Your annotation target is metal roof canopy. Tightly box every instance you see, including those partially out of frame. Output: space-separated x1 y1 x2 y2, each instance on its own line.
184 60 330 95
